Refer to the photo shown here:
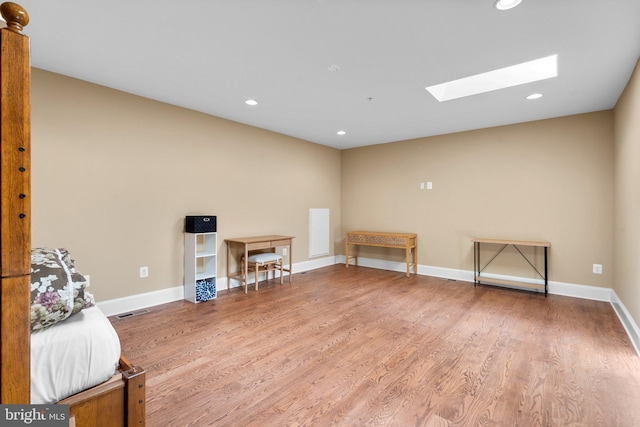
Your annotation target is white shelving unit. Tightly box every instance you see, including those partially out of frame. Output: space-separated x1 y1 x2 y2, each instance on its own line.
184 232 217 303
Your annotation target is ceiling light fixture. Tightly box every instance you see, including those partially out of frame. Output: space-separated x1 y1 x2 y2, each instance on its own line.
494 0 523 10
426 54 557 102
527 93 543 100
337 130 346 135
245 99 258 106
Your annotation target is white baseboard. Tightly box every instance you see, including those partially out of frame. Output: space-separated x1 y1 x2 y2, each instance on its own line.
97 285 185 317
99 255 640 357
338 255 615 301
98 255 337 316
611 291 640 357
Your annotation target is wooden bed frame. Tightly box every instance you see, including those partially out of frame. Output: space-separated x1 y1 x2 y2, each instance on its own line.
0 3 146 425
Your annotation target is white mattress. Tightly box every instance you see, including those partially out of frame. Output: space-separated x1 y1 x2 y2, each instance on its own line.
31 305 121 404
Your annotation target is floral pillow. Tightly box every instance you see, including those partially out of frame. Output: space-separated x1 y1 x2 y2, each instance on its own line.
30 247 95 333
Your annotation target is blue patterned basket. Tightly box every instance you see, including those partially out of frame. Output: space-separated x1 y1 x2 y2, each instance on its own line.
195 278 216 302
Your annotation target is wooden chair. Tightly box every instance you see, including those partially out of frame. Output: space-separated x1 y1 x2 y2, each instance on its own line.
242 252 284 292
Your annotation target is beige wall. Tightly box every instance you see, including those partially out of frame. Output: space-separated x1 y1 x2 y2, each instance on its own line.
31 69 342 301
614 59 640 325
341 112 615 287
31 66 628 318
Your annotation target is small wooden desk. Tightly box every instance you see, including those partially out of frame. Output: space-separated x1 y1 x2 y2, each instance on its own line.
473 238 550 295
226 235 294 292
345 231 417 277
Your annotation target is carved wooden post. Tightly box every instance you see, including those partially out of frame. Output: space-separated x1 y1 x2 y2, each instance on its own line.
0 1 31 404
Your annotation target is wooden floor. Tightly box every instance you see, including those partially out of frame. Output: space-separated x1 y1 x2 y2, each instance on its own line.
111 265 640 426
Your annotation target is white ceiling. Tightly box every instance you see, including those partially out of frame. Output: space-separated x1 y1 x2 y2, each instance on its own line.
15 0 640 149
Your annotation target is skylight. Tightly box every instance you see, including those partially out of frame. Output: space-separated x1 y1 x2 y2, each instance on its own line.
426 54 558 102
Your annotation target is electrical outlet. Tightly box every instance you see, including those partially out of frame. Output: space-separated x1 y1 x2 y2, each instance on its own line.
282 248 288 256
420 182 425 190
593 264 602 274
140 266 149 278
427 182 433 190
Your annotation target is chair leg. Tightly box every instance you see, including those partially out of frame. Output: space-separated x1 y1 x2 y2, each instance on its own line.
245 260 282 291
255 264 259 291
241 259 248 294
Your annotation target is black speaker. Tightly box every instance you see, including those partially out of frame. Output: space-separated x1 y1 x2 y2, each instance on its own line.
185 216 216 233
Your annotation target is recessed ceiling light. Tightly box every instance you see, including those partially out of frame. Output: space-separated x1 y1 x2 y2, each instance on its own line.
426 54 557 102
245 99 258 106
328 64 342 72
494 0 523 10
527 93 543 100
337 130 346 135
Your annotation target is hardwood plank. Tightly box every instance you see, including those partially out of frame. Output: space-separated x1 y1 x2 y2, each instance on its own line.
111 265 640 426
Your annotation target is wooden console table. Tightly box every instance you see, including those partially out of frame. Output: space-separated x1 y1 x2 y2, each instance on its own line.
226 235 294 293
473 238 550 295
345 231 417 277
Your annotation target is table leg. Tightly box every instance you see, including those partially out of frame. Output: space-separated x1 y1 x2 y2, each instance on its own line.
244 245 248 294
406 245 410 277
288 239 293 283
474 242 478 287
544 246 548 297
227 243 231 293
345 240 349 269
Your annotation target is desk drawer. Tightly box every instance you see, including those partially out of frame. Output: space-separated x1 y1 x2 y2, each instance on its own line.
270 239 291 247
384 236 407 246
347 233 367 243
247 242 271 250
